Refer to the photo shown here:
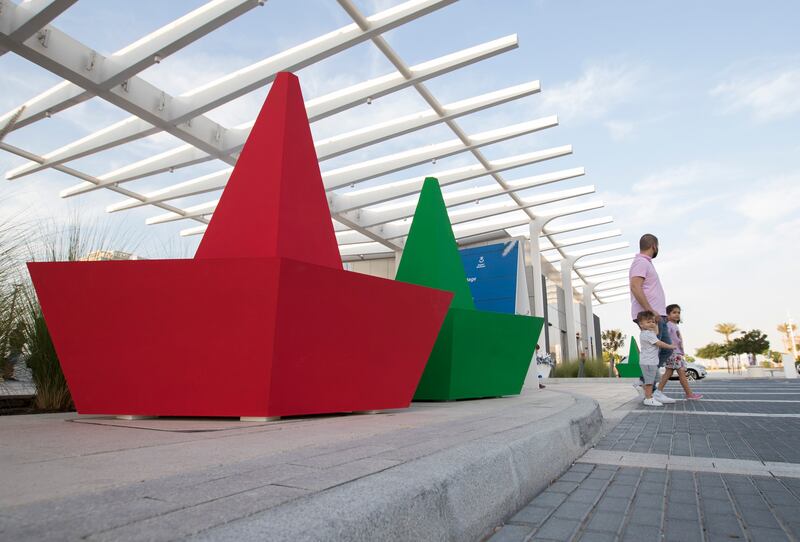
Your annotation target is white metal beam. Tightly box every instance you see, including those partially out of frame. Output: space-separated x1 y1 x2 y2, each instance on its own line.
323 117 558 190
540 229 622 252
339 185 596 244
0 0 259 129
0 0 77 56
4 0 457 180
574 253 635 269
451 200 605 241
0 140 209 225
345 169 580 228
578 262 631 278
331 150 576 213
86 79 540 188
104 121 562 214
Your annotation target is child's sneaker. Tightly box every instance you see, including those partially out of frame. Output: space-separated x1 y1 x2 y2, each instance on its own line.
643 397 664 407
686 393 703 400
632 383 644 398
654 390 676 404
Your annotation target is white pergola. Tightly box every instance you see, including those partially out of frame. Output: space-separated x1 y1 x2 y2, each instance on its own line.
1 0 631 357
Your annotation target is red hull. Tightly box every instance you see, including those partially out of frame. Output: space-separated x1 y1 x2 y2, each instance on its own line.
28 258 451 417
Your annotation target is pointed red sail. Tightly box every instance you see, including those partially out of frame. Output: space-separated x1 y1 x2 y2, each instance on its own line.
195 72 341 269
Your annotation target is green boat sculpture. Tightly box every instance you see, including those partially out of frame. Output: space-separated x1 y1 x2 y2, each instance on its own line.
396 178 544 400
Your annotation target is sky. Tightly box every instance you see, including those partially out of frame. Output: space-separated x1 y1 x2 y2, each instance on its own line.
1 0 799 356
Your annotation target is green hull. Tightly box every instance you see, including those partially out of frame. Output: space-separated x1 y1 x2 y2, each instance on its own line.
414 308 543 400
616 337 642 378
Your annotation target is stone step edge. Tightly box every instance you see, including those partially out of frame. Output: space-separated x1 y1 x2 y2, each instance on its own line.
191 391 604 542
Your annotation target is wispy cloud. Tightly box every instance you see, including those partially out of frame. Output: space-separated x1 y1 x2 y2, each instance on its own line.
711 66 800 122
604 120 635 141
734 172 800 222
537 61 645 122
633 162 729 193
602 162 733 232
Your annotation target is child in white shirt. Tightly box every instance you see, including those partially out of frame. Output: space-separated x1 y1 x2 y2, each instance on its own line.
637 310 677 407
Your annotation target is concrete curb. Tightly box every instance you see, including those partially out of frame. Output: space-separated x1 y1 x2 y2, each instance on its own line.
192 392 604 542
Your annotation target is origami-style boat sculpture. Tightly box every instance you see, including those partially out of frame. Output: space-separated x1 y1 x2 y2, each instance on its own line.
27 73 453 418
395 178 543 400
616 337 642 378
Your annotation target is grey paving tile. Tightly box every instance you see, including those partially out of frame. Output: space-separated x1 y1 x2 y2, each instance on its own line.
535 517 580 540
552 501 592 521
585 512 624 533
86 484 306 541
739 506 783 530
667 489 696 504
291 444 395 469
531 491 568 508
663 519 702 542
604 484 635 499
560 470 590 483
577 530 616 542
744 527 791 542
587 470 615 481
509 505 551 526
700 498 734 516
278 457 400 491
702 513 744 537
580 478 608 490
627 505 661 526
487 523 535 542
548 481 580 494
637 482 665 495
595 496 629 512
665 501 697 520
566 488 601 504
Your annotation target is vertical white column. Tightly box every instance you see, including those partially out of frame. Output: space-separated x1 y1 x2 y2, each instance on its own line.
561 257 578 360
582 284 596 358
528 220 545 351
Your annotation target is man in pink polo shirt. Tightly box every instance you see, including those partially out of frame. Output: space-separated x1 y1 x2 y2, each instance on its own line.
629 233 675 404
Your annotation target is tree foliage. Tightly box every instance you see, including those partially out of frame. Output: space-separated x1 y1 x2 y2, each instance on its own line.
601 329 626 361
695 342 728 360
729 329 769 359
697 330 770 363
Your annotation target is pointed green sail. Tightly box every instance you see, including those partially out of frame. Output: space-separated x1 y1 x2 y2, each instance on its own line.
396 177 544 400
616 337 642 378
395 179 475 310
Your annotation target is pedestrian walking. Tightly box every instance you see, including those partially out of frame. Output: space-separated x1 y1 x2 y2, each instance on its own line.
637 310 677 406
656 304 702 400
629 233 675 404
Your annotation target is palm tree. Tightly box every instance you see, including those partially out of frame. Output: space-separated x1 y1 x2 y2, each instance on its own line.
714 323 739 373
715 323 739 343
601 329 626 378
601 329 626 360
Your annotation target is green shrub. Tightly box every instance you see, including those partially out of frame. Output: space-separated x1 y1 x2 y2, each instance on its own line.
14 215 140 411
22 297 72 411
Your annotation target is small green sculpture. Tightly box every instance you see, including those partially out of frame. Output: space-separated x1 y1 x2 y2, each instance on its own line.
616 337 642 378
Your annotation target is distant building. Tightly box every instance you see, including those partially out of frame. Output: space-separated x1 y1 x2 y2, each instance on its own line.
80 250 141 261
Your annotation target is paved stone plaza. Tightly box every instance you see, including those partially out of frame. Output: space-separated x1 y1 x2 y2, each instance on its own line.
0 384 608 541
490 379 800 542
